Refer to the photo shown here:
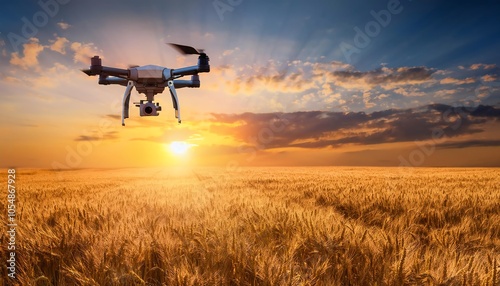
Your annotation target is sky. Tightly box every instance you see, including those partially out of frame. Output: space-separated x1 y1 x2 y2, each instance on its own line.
1 0 500 168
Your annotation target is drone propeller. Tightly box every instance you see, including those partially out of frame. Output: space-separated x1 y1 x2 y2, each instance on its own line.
168 43 205 55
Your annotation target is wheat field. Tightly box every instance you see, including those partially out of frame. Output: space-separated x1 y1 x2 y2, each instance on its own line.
1 167 499 285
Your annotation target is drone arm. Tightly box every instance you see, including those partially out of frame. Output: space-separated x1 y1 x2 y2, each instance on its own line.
122 81 134 126
173 80 199 88
171 54 210 77
83 56 129 77
100 66 129 77
173 75 200 89
99 76 128 86
171 65 200 77
167 80 181 123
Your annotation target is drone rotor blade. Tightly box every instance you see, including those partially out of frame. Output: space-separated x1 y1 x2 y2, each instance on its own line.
168 43 200 55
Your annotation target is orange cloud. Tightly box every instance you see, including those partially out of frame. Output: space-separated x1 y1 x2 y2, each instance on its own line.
433 89 460 98
440 77 476 85
481 74 497 82
392 87 426 97
363 91 376 108
70 41 101 64
470 63 496 70
9 38 44 70
49 36 70 55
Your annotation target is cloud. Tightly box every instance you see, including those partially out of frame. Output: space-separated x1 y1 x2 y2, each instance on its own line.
437 139 500 149
74 131 118 141
3 76 21 83
223 61 435 96
363 91 375 108
9 38 44 69
467 105 500 117
393 87 426 97
57 21 72 30
434 69 452 76
433 88 460 98
222 47 239 56
0 39 6 57
322 66 436 90
208 105 500 149
218 60 354 96
293 92 315 107
70 42 101 64
105 114 121 120
481 74 498 82
470 63 496 70
311 61 355 74
203 32 215 40
440 77 476 85
213 60 498 113
49 36 70 55
227 62 317 94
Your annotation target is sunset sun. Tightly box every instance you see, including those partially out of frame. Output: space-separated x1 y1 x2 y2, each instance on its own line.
167 141 191 156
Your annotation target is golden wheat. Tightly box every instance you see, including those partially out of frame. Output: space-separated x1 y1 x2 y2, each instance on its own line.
0 167 499 285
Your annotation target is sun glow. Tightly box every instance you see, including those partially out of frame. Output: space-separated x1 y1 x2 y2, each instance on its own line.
168 141 191 156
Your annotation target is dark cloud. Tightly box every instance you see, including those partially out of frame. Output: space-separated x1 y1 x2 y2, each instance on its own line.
130 136 163 143
469 105 500 117
437 139 500 149
332 67 434 85
74 131 118 141
209 105 500 149
322 66 436 90
105 114 121 120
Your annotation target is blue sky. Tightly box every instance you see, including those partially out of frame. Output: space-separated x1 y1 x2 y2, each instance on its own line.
3 0 500 68
1 0 500 167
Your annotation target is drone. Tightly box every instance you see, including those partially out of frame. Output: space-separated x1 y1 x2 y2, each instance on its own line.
81 43 210 126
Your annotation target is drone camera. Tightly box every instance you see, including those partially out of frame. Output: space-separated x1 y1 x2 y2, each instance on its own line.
135 100 161 116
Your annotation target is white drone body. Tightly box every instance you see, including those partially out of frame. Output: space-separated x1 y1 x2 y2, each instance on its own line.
82 44 210 126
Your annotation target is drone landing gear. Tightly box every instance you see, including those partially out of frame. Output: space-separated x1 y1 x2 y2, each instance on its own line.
120 80 181 126
122 81 134 126
167 80 181 123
